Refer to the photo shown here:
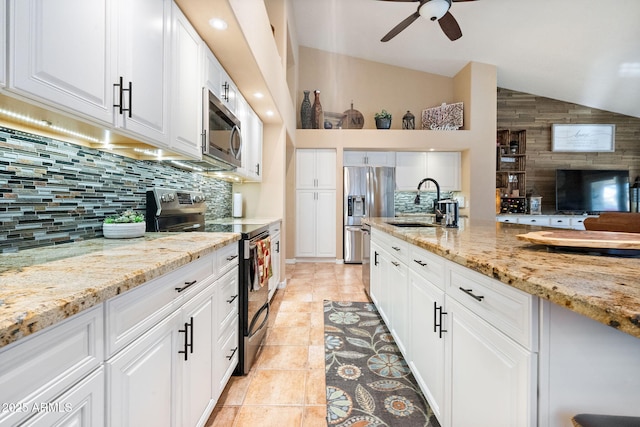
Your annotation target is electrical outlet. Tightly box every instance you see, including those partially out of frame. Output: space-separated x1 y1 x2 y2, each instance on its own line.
455 195 465 208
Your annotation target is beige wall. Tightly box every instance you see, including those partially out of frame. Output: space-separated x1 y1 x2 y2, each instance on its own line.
286 48 497 261
297 47 456 130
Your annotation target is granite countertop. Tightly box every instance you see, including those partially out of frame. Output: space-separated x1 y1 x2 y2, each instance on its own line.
364 216 640 339
0 232 239 348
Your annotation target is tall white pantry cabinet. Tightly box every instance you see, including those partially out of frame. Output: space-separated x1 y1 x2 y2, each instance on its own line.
295 149 336 258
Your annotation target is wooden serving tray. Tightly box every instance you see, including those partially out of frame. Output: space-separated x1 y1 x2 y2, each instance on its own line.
517 230 640 250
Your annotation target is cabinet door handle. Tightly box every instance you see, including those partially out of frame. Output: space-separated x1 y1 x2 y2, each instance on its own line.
227 294 238 304
178 317 194 360
434 302 447 338
256 163 260 176
226 346 238 360
226 254 238 261
276 241 280 253
221 81 229 102
374 251 379 266
413 259 427 267
175 280 197 293
391 261 400 267
459 287 485 302
391 246 401 252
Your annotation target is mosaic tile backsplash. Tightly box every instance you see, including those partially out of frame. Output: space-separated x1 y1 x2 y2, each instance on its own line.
0 126 232 252
395 190 452 214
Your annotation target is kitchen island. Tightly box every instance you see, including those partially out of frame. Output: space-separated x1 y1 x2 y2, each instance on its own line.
365 216 640 338
364 216 640 427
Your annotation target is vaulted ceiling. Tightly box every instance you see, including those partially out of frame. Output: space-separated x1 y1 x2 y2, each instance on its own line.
291 0 640 118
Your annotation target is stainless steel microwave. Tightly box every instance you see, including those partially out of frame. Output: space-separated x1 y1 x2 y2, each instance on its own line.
200 87 242 170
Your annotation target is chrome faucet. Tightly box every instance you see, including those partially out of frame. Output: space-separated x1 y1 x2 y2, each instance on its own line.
415 178 444 223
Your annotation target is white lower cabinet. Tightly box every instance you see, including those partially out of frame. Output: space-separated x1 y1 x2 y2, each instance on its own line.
107 309 182 427
181 283 216 427
21 367 105 427
107 252 239 427
372 230 537 427
369 240 389 326
408 269 446 421
269 221 282 302
387 255 409 356
446 297 536 427
0 305 103 427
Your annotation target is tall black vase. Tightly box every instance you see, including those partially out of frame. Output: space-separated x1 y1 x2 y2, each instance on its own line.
300 90 312 129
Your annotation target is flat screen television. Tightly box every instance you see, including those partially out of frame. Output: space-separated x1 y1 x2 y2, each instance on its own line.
556 169 630 214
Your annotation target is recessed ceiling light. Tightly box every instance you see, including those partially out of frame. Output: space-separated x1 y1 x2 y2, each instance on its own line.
265 110 274 116
208 18 228 30
254 92 264 99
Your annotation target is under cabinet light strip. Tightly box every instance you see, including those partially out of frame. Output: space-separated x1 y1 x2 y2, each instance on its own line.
0 108 101 143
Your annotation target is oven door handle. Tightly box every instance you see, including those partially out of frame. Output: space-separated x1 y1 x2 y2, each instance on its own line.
247 303 269 338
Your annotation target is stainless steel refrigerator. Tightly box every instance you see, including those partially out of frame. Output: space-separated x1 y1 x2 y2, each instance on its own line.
344 166 395 264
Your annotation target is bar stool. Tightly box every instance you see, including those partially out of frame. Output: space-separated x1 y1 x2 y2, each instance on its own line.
572 414 640 427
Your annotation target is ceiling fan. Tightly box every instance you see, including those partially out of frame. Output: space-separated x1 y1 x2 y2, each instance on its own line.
379 0 475 42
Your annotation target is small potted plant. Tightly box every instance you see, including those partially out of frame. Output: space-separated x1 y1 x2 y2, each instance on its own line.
374 109 392 129
103 210 146 239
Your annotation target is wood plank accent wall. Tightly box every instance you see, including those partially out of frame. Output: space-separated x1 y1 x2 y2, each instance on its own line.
497 88 640 213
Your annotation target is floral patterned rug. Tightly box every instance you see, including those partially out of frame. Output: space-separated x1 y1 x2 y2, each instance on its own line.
324 300 440 426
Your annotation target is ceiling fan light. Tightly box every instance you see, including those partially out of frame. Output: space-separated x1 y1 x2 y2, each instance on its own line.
419 0 451 21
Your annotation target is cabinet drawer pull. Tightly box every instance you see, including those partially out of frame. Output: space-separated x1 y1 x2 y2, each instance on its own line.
226 346 238 360
226 254 238 261
391 261 400 267
227 294 238 304
391 246 401 251
413 259 427 267
175 280 197 293
459 287 485 302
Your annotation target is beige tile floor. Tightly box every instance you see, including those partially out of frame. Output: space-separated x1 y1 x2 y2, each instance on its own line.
205 262 370 427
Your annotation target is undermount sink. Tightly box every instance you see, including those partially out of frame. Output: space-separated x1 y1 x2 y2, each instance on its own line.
386 222 438 228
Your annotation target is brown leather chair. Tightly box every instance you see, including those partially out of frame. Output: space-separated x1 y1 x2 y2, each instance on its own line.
572 413 640 427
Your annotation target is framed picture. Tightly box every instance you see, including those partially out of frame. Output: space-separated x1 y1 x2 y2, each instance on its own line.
551 124 616 152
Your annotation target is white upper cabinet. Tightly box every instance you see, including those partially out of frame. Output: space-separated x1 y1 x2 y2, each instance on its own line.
204 47 237 116
9 0 114 124
427 152 461 192
113 0 171 145
296 149 336 189
344 151 395 167
395 152 461 192
9 0 172 146
0 0 6 87
396 152 428 191
239 105 263 182
169 3 203 158
204 48 223 100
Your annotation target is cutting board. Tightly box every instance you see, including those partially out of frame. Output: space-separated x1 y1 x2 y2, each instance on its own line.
517 230 640 250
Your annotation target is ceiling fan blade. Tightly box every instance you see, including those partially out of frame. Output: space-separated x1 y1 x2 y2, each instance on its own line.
438 11 462 40
381 11 421 42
